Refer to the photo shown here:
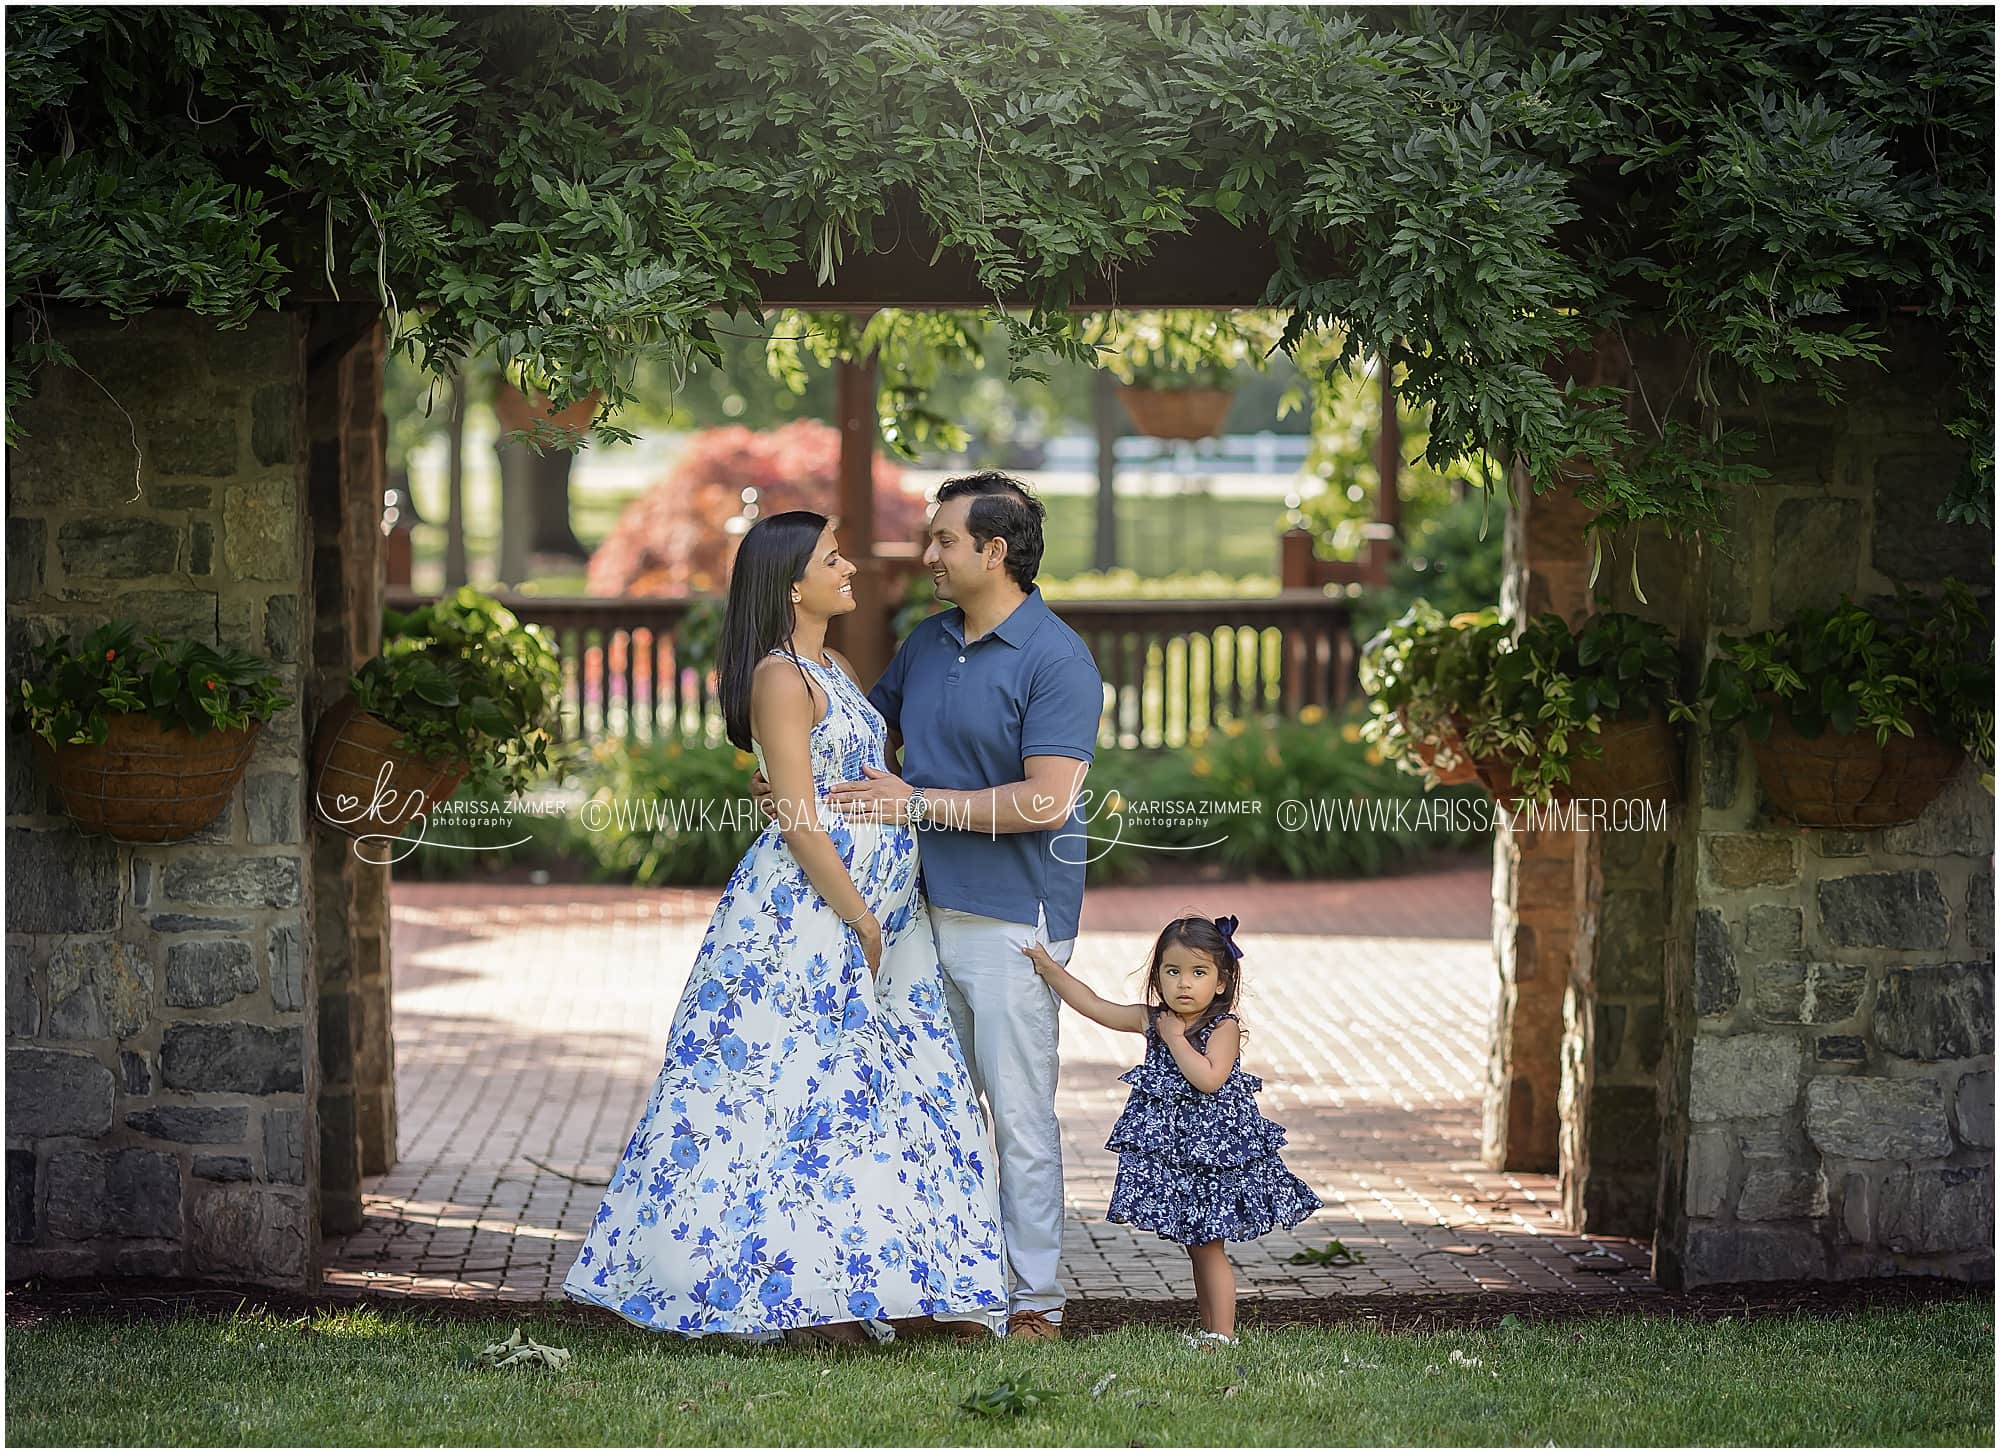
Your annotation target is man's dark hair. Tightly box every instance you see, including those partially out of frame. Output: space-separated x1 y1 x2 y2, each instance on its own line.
934 471 1045 591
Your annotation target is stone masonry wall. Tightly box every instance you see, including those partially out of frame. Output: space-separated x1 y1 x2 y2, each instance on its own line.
1555 339 1692 1242
1490 425 1676 1242
1645 335 1995 1287
6 309 318 1285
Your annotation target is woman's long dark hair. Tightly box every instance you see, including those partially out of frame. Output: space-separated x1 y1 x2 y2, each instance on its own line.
717 510 829 752
1138 915 1242 1035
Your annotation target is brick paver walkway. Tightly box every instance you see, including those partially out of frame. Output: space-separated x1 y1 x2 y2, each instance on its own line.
324 864 1658 1304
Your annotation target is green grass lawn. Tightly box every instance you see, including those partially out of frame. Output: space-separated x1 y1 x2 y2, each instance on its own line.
1038 493 1292 579
7 1299 1990 1446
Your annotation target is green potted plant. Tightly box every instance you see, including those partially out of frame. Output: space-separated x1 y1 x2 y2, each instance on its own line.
1467 610 1693 807
311 587 565 840
15 622 291 842
1358 601 1483 787
1363 603 1695 807
1700 579 1994 827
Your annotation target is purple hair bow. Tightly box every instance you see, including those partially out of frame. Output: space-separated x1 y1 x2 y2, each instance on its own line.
1214 913 1245 962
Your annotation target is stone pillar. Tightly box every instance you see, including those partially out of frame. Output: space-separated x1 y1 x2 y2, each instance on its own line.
1485 334 1686 1237
1560 714 1684 1238
1569 824 1676 1234
1483 463 1596 1174
344 335 396 1178
5 308 317 1287
1548 339 1694 1238
1654 332 1995 1287
305 314 395 1235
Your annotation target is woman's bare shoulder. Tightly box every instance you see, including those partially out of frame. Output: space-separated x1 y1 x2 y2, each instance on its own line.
751 654 817 708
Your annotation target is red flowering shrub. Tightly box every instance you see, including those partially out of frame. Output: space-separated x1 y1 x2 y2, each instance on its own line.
586 421 928 596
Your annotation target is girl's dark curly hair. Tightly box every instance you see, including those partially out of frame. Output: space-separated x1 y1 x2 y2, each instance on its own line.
1137 914 1242 1035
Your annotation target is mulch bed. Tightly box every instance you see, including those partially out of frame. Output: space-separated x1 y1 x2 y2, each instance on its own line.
7 1275 1987 1338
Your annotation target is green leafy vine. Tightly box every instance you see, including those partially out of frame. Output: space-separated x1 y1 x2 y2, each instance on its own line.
6 7 1990 537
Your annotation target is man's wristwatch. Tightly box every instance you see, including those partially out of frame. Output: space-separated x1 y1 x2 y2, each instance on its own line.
905 785 930 828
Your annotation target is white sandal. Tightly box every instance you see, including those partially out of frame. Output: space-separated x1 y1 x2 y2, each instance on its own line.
1182 1330 1239 1350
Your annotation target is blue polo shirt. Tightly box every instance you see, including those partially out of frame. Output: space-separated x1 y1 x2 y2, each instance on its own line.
867 586 1103 942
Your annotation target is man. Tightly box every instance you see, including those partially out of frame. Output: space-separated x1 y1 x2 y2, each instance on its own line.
754 472 1103 1341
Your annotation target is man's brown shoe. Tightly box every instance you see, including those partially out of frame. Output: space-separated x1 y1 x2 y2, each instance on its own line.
782 1321 871 1348
1006 1310 1062 1343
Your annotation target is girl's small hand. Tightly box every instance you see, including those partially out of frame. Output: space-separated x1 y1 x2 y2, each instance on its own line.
1020 941 1062 979
1155 1010 1188 1041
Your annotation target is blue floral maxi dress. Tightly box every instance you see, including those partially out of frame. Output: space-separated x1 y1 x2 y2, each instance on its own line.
562 649 1009 1336
1104 1011 1324 1246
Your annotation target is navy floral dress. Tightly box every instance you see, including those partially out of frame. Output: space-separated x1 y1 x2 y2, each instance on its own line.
1105 1011 1323 1246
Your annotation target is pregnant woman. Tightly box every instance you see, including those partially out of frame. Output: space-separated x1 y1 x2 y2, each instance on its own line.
562 511 1009 1343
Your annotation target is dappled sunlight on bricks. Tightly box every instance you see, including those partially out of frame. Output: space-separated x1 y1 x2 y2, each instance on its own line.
326 867 1657 1301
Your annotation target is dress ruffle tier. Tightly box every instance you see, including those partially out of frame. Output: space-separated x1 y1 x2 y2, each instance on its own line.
1103 1012 1323 1246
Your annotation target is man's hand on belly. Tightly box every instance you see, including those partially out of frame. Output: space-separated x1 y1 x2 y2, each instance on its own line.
825 764 913 824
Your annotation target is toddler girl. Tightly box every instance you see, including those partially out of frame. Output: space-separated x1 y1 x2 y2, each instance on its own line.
1023 913 1321 1347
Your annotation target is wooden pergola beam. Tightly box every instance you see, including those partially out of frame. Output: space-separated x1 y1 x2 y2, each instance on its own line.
754 208 1304 310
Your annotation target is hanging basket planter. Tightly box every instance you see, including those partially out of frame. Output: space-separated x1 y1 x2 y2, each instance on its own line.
1700 581 1991 830
32 714 261 844
1397 704 1480 786
16 623 288 845
1115 385 1235 440
1744 693 1963 829
317 587 564 843
1463 708 1683 809
1449 711 1527 800
1567 710 1683 807
494 381 602 438
310 696 470 840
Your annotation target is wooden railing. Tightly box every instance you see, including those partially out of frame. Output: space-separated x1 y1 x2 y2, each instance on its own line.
385 589 1357 750
1054 595 1356 748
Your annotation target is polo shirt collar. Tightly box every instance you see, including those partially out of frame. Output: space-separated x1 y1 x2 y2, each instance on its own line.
946 586 1050 649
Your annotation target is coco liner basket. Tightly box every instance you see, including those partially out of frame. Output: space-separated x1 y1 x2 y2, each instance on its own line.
1745 693 1964 829
33 713 261 844
1466 708 1683 808
1116 385 1235 440
311 696 471 840
1397 704 1480 786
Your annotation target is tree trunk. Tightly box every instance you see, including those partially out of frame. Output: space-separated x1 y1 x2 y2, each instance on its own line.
529 447 587 559
1092 370 1120 572
445 371 469 588
1375 354 1403 541
829 353 888 684
496 438 533 586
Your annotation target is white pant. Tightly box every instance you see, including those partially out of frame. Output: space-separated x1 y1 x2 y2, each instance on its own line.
928 900 1073 1322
